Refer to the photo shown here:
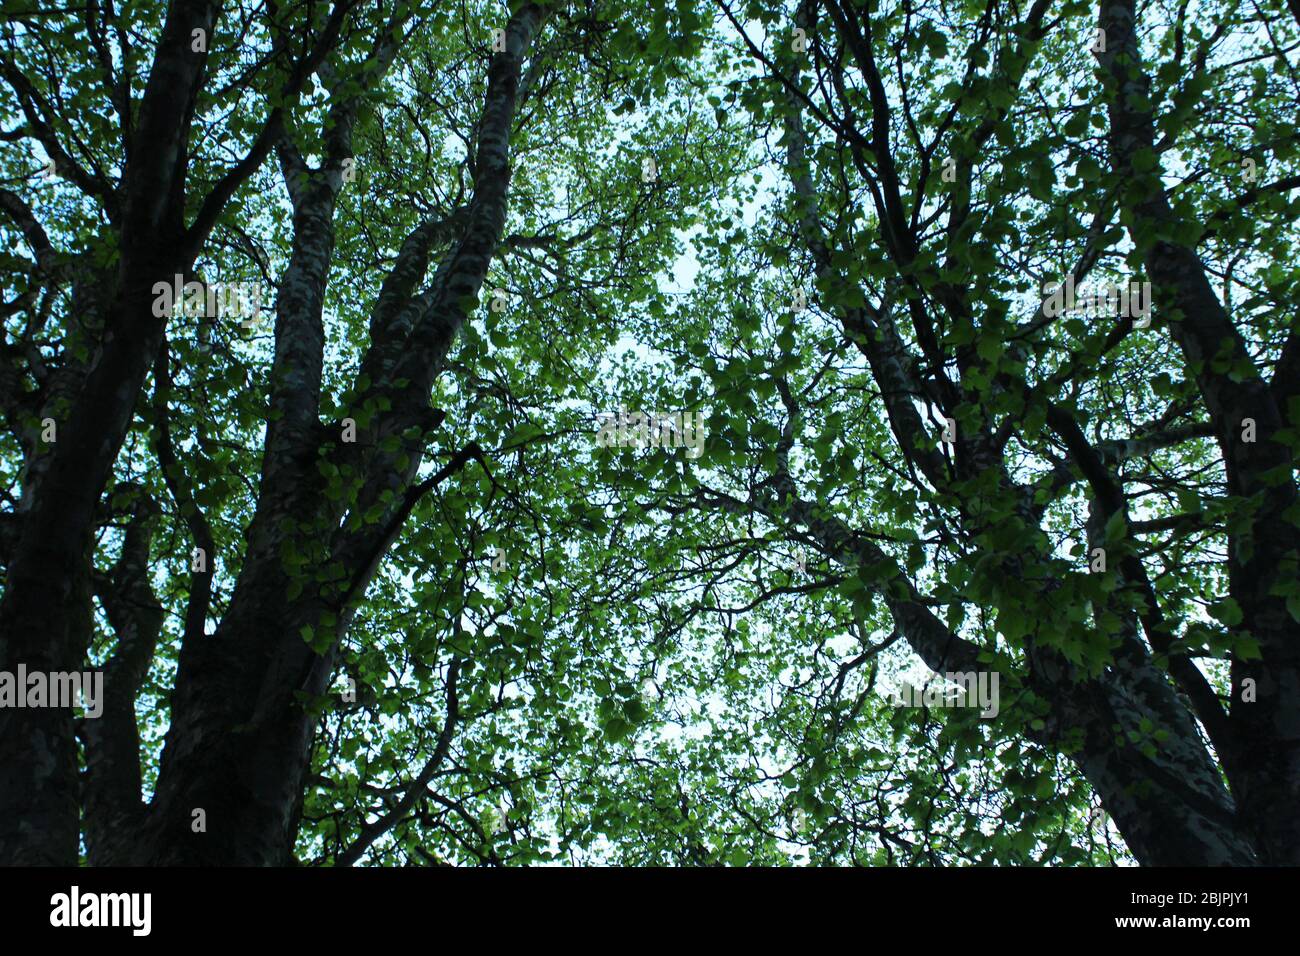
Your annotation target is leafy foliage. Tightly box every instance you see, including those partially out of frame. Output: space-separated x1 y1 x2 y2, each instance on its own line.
1 0 1297 865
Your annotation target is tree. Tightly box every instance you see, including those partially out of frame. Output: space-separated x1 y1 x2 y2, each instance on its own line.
612 0 1297 864
1 0 734 864
1 0 1297 868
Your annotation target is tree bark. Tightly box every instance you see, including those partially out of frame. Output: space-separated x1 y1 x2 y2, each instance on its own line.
134 4 544 865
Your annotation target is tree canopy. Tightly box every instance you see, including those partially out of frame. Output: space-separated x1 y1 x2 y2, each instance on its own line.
1 0 1297 866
